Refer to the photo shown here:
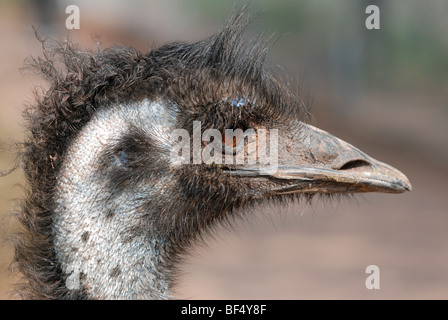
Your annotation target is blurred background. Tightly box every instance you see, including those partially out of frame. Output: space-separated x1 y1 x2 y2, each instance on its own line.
0 0 447 299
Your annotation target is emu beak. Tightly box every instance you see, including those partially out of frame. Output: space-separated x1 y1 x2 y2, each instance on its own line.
228 124 412 195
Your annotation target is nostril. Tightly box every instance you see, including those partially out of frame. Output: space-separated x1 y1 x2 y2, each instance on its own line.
338 159 371 171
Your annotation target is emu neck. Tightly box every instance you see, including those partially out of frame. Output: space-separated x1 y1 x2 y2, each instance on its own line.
53 100 177 299
53 219 172 299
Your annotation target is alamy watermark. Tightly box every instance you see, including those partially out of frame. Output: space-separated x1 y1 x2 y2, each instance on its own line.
65 5 80 30
365 265 380 289
170 121 279 170
65 4 381 31
365 5 380 30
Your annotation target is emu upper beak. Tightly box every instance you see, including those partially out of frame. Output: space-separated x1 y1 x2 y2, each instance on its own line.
228 124 412 195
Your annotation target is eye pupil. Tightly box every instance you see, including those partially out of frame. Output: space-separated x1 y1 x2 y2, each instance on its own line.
222 129 244 148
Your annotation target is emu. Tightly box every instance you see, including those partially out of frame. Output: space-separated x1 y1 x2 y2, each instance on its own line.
8 10 410 299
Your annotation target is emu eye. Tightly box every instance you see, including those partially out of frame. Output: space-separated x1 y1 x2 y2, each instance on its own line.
222 129 245 148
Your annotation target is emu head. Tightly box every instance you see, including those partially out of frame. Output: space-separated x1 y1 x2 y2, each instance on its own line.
15 11 410 299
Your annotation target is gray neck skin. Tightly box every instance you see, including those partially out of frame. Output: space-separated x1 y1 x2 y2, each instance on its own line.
53 100 177 299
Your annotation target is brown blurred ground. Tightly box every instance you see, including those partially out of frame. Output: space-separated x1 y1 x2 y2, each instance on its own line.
1 0 447 299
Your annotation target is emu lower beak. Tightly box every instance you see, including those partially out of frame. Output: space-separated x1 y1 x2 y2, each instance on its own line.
229 124 412 194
